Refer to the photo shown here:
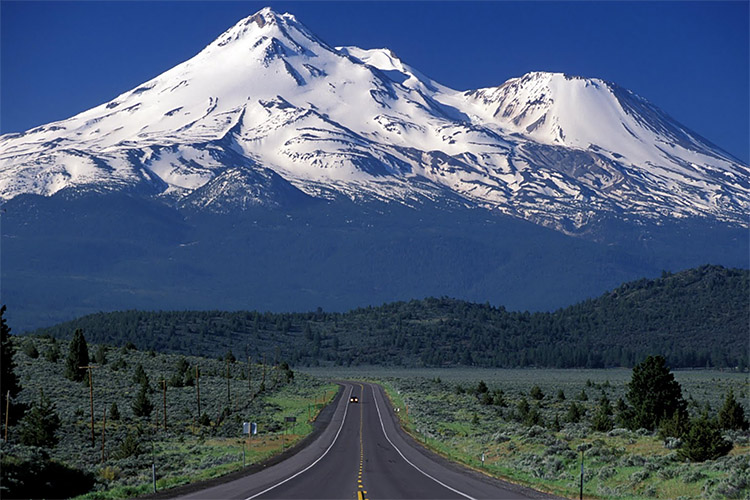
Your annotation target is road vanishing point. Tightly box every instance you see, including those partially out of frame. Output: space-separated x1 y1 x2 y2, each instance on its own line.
174 382 555 500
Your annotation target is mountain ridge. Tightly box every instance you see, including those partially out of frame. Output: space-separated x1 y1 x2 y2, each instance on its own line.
1 7 747 235
27 265 749 369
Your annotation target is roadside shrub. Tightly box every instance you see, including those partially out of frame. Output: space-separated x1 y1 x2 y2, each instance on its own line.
114 431 142 459
0 447 95 499
598 466 616 480
681 468 706 483
713 467 749 498
630 469 650 483
664 437 682 450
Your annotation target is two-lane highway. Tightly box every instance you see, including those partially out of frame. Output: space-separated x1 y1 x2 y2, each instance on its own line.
176 382 552 499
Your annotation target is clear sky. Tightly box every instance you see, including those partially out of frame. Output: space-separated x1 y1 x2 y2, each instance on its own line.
1 1 748 163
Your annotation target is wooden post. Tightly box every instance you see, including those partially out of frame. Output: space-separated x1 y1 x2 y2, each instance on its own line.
79 365 99 446
261 355 266 388
162 379 167 431
579 450 584 500
101 407 107 462
196 365 201 418
247 356 253 397
226 358 231 410
4 390 9 442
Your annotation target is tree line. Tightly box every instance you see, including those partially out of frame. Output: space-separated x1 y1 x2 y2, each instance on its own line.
30 265 749 369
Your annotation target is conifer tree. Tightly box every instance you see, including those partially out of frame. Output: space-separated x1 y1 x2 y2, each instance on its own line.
592 395 614 432
1 305 22 424
626 355 686 430
718 390 749 431
1 306 20 401
132 381 153 418
679 414 732 462
109 402 121 421
65 329 89 382
19 390 61 447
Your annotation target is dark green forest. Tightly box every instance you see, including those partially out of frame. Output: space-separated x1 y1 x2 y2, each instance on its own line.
30 265 748 369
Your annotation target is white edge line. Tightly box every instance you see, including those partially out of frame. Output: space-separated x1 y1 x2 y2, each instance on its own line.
244 385 353 500
370 383 476 500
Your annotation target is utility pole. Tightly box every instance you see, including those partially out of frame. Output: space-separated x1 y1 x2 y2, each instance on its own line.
79 365 99 446
101 407 107 462
261 355 266 389
247 356 253 397
162 379 167 431
195 365 201 419
226 358 231 410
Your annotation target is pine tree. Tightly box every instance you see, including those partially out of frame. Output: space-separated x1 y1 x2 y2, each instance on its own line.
592 395 614 432
626 355 686 430
718 390 749 431
109 402 121 421
19 390 61 447
132 381 153 418
94 345 108 365
65 329 89 382
566 401 583 423
1 305 21 422
132 364 150 390
530 385 544 400
678 415 733 462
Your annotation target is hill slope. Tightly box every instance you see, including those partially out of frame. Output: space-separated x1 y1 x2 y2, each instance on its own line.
30 265 749 369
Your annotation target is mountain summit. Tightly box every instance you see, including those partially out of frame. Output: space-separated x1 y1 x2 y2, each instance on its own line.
2 7 748 331
1 7 747 233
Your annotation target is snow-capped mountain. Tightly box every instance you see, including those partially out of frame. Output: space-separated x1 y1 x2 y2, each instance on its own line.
1 7 748 233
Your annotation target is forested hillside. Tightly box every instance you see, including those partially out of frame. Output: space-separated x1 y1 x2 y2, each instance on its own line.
31 265 748 369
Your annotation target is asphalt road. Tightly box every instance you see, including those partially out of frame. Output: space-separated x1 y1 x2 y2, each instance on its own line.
176 382 553 500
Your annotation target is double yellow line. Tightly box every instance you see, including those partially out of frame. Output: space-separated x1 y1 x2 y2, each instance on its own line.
356 383 368 500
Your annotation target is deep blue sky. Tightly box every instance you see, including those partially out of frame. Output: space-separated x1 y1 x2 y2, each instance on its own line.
2 1 748 163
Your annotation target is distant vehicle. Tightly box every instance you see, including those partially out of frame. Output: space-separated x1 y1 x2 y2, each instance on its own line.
350 396 359 403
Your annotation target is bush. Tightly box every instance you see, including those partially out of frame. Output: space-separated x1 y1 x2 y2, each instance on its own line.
530 385 544 400
23 342 39 359
679 416 733 462
44 341 61 363
0 447 95 499
114 431 142 459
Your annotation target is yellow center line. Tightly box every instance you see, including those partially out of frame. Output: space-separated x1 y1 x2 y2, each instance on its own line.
356 383 368 500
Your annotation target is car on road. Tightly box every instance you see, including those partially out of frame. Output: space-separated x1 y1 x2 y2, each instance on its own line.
349 396 359 403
